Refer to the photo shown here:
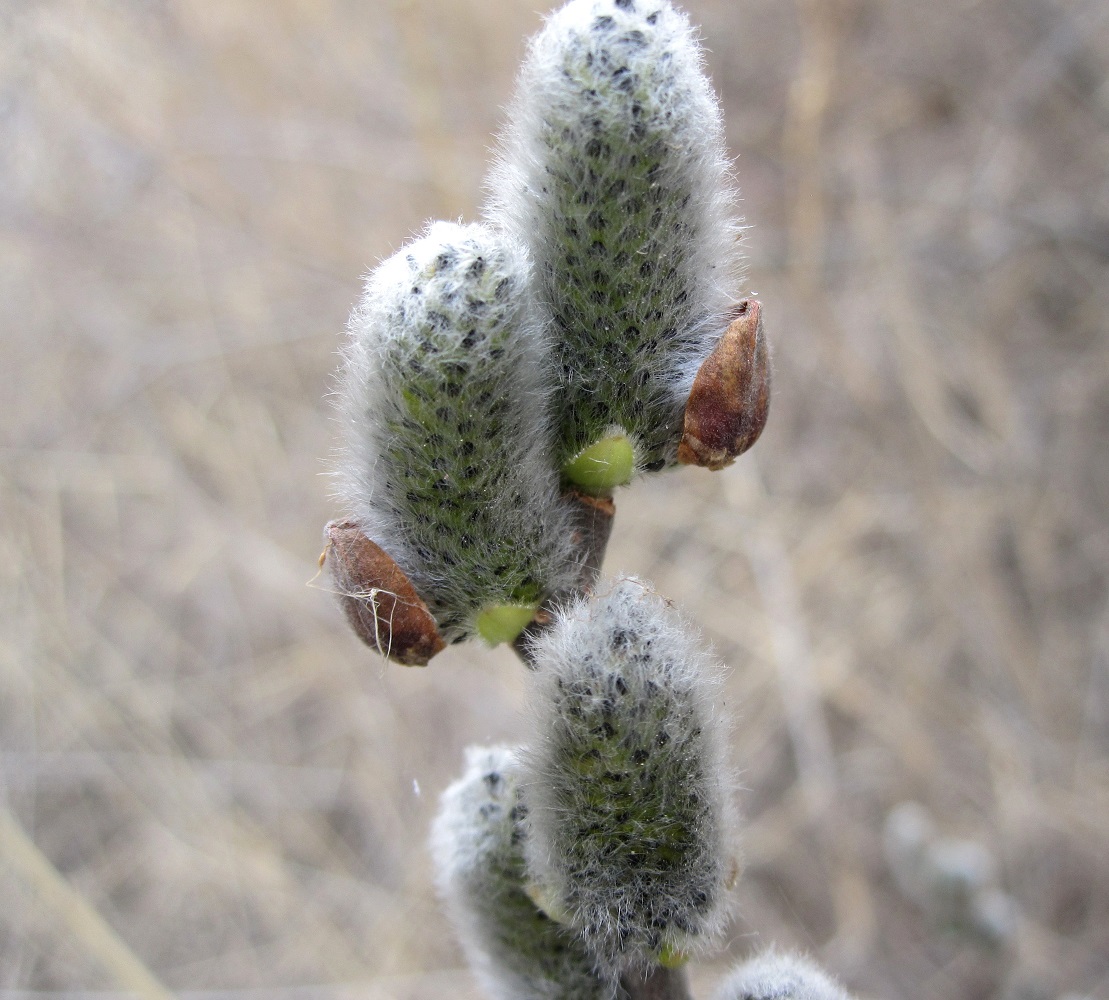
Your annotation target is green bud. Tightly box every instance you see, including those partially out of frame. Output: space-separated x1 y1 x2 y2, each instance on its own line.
522 577 738 974
561 432 636 493
476 604 542 647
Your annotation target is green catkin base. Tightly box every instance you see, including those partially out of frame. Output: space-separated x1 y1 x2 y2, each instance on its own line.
562 433 636 494
489 0 746 475
431 746 622 1000
523 577 737 974
476 604 543 647
338 222 577 644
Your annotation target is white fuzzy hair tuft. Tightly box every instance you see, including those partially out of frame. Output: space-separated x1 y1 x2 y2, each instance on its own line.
713 949 855 1000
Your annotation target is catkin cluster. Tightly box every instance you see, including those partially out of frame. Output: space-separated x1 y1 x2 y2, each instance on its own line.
432 578 738 987
334 0 751 636
329 0 788 995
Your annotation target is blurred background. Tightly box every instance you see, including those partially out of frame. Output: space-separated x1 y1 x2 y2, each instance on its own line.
1 0 1107 998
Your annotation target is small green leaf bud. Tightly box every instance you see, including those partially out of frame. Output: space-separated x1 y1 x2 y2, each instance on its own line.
562 432 636 494
522 577 738 974
656 942 689 970
476 604 544 647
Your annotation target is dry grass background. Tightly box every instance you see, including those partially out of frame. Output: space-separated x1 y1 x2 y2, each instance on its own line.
1 0 1107 998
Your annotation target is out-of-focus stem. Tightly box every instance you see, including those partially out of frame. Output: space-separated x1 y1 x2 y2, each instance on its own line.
783 0 839 300
0 809 177 1000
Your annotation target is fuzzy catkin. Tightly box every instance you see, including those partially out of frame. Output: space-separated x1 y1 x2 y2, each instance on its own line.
488 0 746 474
337 221 577 643
883 801 1016 947
431 746 620 1000
523 577 737 974
713 950 854 1000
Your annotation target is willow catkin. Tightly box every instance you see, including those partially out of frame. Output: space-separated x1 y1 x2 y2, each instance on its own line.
522 577 738 974
488 0 747 486
431 746 620 1000
336 221 576 644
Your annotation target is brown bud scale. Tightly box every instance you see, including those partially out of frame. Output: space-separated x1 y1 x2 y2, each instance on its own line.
322 520 446 666
678 299 770 470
